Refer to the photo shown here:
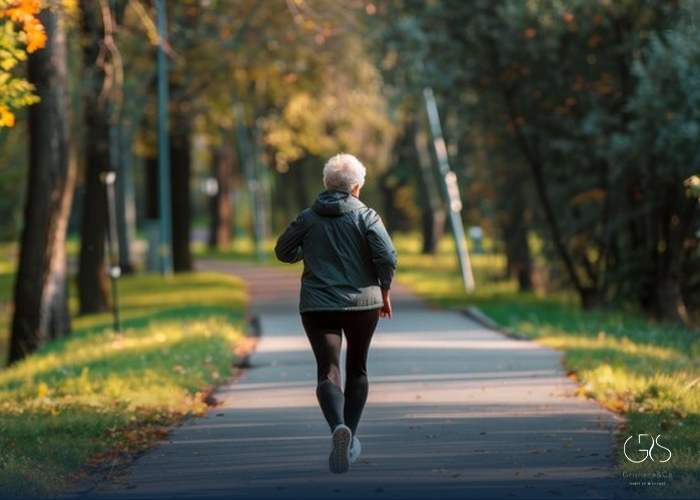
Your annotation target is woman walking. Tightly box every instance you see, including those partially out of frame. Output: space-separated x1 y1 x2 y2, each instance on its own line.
275 153 397 474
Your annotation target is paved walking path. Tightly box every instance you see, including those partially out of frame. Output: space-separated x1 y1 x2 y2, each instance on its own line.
85 261 627 499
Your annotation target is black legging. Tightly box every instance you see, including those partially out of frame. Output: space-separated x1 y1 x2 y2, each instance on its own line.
301 309 380 436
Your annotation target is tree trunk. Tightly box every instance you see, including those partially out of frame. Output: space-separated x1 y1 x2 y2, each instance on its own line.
9 7 76 365
504 218 533 292
501 170 533 292
77 0 109 314
420 207 446 255
170 107 192 272
643 195 697 324
413 123 446 254
208 145 233 249
653 276 688 325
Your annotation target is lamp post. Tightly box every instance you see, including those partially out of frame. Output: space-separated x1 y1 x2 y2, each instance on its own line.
233 102 265 261
423 87 475 293
156 0 172 275
104 171 122 335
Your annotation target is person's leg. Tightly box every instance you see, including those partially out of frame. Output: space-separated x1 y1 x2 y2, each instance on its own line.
301 312 345 432
342 309 380 436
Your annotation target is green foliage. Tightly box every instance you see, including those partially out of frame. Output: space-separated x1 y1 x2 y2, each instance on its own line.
0 271 246 498
374 0 700 321
232 5 387 186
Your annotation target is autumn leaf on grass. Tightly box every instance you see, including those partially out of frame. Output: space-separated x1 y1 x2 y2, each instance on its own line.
606 398 628 413
36 381 49 398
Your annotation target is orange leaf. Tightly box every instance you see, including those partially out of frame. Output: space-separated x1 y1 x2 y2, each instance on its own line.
0 106 16 127
24 18 46 52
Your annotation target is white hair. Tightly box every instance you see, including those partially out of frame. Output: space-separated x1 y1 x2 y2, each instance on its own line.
323 153 366 192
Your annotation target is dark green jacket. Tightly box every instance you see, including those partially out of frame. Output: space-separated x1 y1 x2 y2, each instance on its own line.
275 190 397 313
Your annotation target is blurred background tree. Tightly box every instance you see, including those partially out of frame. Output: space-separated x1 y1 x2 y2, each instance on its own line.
372 0 700 322
5 0 73 365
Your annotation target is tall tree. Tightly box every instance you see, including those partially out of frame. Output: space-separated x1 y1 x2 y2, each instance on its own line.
375 0 699 320
409 112 447 254
160 0 206 272
169 93 193 271
624 18 700 322
77 0 111 313
9 3 76 365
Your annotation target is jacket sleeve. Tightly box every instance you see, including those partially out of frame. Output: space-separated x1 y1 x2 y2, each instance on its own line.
275 213 306 263
365 211 397 290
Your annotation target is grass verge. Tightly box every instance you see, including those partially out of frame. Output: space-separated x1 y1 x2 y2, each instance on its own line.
0 271 246 498
192 237 279 265
393 234 700 500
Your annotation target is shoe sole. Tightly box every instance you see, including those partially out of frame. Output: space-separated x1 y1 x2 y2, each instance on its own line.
329 426 351 474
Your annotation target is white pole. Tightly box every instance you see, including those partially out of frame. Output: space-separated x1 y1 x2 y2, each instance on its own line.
423 87 475 293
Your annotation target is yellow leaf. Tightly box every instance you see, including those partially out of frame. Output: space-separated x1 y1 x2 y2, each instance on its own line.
37 381 49 398
1 57 17 71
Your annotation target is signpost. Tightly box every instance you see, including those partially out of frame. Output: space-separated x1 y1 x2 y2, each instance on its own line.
104 172 122 335
423 87 475 293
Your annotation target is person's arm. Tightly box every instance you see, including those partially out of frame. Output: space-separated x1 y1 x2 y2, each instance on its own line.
380 289 392 318
365 210 397 310
274 213 306 263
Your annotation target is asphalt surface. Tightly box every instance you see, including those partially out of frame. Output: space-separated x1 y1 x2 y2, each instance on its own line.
76 261 627 500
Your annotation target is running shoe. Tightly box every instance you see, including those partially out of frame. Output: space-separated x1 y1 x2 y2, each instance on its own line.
329 424 352 474
349 436 361 463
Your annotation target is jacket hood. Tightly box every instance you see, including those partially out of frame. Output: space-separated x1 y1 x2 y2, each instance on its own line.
312 190 365 216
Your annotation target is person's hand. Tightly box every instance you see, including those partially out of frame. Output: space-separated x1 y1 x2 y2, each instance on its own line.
380 290 392 319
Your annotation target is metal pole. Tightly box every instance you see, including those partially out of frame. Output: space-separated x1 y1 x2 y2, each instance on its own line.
423 87 475 293
103 172 122 335
156 0 172 275
233 102 264 261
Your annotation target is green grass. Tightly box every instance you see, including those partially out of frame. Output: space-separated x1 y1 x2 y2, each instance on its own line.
392 233 700 499
192 236 279 265
0 244 17 361
0 268 247 498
